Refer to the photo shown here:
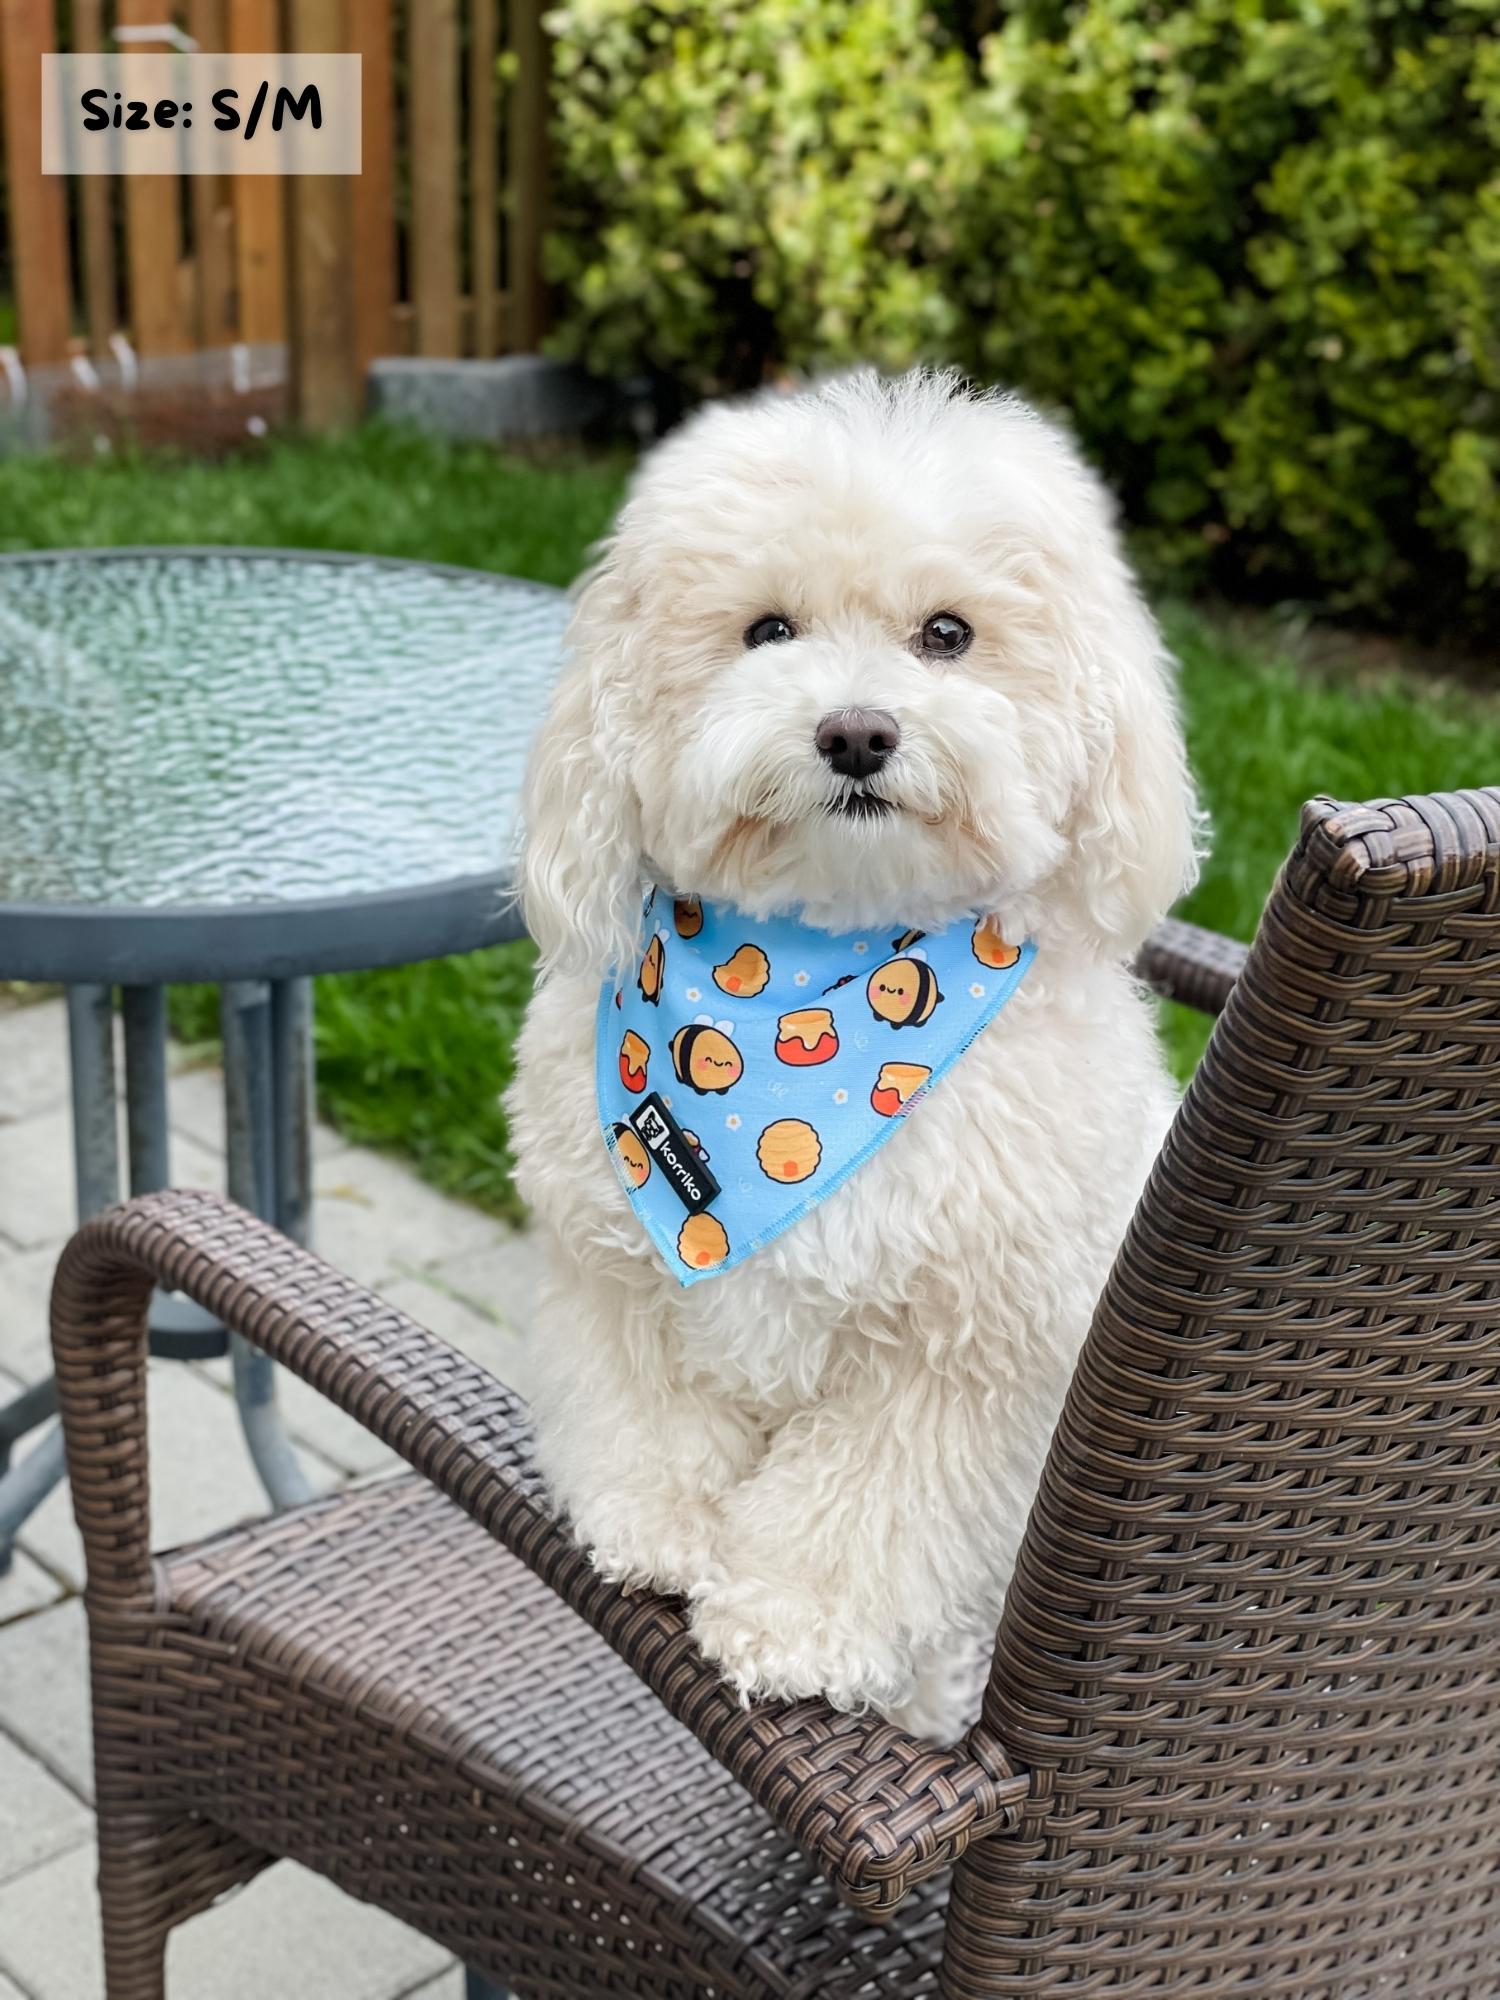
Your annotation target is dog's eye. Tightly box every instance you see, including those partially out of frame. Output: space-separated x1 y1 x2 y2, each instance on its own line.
917 612 972 658
745 614 797 648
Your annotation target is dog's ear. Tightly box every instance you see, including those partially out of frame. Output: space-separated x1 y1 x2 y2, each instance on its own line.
520 564 645 978
1062 591 1202 960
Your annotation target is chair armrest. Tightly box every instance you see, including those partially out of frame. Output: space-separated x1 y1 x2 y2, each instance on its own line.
1134 915 1248 1015
51 1188 1029 1917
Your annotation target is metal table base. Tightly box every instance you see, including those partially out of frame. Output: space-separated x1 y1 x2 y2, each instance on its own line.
0 979 317 1570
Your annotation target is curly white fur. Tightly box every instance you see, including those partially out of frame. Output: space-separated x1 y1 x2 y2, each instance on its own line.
508 369 1200 1740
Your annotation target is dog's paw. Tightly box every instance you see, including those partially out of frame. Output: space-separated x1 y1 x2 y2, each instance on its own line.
882 1630 991 1743
575 1493 725 1600
689 1578 910 1712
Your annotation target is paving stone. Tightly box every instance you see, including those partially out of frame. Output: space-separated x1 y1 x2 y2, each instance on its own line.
0 1241 70 1381
0 1374 68 1621
15 1358 344 1591
0 1599 90 1800
0 1846 450 2000
383 1274 534 1402
0 1108 223 1251
426 1232 542 1340
311 1147 500 1289
191 1354 399 1481
168 1060 350 1166
407 1968 465 1998
0 1542 66 1628
0 999 69 1125
0 1111 85 1254
0 1734 91 1889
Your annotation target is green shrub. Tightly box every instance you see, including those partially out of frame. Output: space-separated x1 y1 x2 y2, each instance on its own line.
957 0 1500 623
543 0 1500 630
543 0 979 396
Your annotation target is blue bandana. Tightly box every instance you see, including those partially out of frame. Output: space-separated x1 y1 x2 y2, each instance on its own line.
597 889 1036 1285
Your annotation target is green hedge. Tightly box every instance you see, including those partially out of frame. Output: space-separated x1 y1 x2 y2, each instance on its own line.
542 0 1500 630
545 0 979 394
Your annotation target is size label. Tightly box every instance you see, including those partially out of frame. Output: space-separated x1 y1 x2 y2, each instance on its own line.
630 1094 721 1215
41 53 361 175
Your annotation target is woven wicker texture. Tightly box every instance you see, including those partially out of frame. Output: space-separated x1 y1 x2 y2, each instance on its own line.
54 792 1500 1998
51 1190 1026 1998
944 790 1500 1998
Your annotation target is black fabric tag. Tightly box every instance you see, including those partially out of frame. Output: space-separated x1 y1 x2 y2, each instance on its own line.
630 1093 721 1214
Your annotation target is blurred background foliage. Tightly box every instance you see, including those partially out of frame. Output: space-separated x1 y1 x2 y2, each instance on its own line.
542 0 1500 636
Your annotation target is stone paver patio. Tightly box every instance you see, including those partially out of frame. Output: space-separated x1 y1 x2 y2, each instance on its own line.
0 994 539 1999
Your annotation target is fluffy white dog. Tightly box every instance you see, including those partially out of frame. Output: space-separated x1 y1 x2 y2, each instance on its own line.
508 368 1199 1739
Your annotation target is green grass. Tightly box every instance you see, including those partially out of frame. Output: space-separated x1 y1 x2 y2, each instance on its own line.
1162 609 1500 1077
5 424 1500 1218
0 423 630 584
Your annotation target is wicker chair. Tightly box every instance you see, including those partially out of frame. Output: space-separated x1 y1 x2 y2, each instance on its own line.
53 788 1500 1999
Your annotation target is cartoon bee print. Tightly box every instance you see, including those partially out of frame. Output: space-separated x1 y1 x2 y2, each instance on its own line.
971 917 1020 970
670 1017 744 1095
673 896 704 939
619 1029 650 1093
867 950 943 1029
637 929 667 1005
678 1211 729 1271
610 1121 651 1187
713 942 770 997
871 1062 931 1117
757 1118 822 1183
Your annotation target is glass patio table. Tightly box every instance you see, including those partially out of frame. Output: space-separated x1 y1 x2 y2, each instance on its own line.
0 547 571 1565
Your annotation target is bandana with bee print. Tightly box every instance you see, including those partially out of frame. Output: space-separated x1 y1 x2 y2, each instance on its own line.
598 887 1036 1286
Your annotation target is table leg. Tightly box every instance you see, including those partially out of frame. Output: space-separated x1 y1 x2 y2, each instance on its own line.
121 984 169 1193
0 984 119 1572
222 980 316 1509
70 982 121 1214
121 985 227 1362
271 977 313 1249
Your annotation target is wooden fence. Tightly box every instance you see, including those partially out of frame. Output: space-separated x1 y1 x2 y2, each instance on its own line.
0 0 549 435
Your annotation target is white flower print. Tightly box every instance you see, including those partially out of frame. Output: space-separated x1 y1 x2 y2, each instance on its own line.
793 970 810 986
685 986 701 1001
833 1088 848 1104
852 941 868 954
970 982 985 999
725 1113 742 1130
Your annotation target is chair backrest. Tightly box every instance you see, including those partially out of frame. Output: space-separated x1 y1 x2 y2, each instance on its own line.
945 790 1500 2000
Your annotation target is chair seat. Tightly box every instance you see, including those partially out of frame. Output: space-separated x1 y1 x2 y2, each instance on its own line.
146 1472 950 1999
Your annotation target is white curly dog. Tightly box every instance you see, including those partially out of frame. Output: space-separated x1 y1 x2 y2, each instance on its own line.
508 368 1199 1740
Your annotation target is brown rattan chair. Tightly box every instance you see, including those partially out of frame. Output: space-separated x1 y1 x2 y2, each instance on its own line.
53 787 1500 1998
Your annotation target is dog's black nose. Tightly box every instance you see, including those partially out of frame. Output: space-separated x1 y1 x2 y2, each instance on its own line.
814 708 900 781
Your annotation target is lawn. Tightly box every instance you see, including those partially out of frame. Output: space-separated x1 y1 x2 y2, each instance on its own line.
4 424 1499 1221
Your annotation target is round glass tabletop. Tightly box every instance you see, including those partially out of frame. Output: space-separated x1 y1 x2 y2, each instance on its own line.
0 548 571 981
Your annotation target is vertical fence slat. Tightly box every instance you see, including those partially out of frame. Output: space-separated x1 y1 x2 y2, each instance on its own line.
507 0 548 352
116 0 189 355
1 0 73 364
408 0 461 355
187 0 237 347
72 0 118 359
469 0 498 356
349 0 397 370
227 0 288 346
286 0 358 427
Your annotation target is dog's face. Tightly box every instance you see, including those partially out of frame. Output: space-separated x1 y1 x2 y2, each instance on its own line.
523 370 1199 975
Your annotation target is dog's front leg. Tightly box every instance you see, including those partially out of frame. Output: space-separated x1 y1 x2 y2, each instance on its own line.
689 1354 1029 1724
528 1259 763 1598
